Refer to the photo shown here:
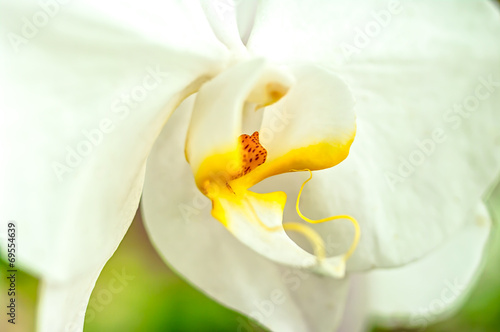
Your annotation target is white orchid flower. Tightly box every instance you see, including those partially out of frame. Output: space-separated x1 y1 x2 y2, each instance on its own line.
1 0 499 331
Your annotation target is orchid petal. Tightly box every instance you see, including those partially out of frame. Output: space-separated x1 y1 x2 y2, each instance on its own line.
37 267 104 332
0 1 228 330
246 0 500 270
367 202 492 329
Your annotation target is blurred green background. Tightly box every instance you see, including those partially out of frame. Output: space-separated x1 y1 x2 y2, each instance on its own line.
1 184 499 332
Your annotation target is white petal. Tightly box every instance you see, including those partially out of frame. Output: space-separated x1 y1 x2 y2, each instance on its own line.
141 97 351 331
247 0 500 270
0 0 228 330
247 1 500 66
0 0 226 282
367 202 492 329
37 267 103 332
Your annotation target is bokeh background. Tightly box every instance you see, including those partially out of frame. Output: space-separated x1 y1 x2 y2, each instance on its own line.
1 181 499 332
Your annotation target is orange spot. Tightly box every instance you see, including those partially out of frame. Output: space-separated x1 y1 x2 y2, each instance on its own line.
237 131 267 178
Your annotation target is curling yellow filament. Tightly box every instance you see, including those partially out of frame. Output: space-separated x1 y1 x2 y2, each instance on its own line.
243 169 360 263
292 169 360 261
282 222 326 261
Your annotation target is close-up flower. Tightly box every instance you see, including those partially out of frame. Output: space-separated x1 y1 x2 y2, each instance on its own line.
1 1 499 332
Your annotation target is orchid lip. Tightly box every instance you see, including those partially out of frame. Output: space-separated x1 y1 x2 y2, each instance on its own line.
196 126 360 277
184 58 358 277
